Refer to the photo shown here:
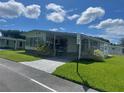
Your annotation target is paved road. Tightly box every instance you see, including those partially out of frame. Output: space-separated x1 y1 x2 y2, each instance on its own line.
0 64 51 92
0 58 98 92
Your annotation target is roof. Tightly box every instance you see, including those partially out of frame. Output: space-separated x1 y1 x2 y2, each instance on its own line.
0 36 25 41
110 44 124 48
22 30 110 44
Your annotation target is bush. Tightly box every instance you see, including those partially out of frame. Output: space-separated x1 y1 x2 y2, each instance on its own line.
92 49 105 61
106 54 113 58
36 43 52 56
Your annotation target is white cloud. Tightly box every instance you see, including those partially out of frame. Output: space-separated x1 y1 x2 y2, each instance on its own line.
105 26 124 36
90 18 124 29
49 28 59 31
0 19 7 23
0 0 24 18
67 14 79 20
24 5 41 19
46 3 65 13
0 0 41 19
67 8 78 13
47 12 64 23
46 3 66 23
90 18 124 43
77 7 105 24
49 27 65 31
59 27 65 31
96 34 121 44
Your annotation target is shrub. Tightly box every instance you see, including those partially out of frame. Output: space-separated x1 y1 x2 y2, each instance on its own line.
36 43 52 56
106 54 113 58
92 49 105 61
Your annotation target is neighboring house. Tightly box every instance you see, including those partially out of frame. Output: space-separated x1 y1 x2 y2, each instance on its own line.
23 30 124 59
109 45 124 55
0 32 25 49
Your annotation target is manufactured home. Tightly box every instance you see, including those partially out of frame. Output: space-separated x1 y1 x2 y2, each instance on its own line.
0 36 25 49
109 45 124 55
23 30 124 59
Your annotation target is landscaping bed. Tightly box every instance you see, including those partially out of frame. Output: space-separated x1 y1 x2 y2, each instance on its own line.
0 50 40 62
53 56 124 92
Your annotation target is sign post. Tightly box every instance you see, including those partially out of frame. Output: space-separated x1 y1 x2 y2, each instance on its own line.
76 33 81 72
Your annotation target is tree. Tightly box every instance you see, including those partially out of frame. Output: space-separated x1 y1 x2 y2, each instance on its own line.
94 37 110 43
0 30 25 39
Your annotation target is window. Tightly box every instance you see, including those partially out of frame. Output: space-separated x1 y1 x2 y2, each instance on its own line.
112 48 115 50
6 40 9 46
19 41 23 47
26 37 45 47
123 49 124 54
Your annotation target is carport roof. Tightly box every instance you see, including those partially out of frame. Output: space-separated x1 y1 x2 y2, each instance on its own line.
0 36 25 41
22 30 109 44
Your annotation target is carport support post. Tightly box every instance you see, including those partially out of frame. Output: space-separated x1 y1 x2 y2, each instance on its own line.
88 39 91 49
14 40 17 50
53 34 56 56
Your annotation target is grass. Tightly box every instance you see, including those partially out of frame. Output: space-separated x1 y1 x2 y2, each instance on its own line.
0 50 41 62
53 56 124 92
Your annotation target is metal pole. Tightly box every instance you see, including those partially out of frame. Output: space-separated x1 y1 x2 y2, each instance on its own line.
77 42 81 72
76 33 81 73
77 44 79 72
78 41 81 60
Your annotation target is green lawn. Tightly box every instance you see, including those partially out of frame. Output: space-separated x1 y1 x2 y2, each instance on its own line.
0 50 40 62
53 56 124 92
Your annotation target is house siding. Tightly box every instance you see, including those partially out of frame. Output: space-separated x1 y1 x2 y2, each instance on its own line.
67 37 77 53
23 30 124 58
25 31 46 50
109 46 124 55
0 37 25 49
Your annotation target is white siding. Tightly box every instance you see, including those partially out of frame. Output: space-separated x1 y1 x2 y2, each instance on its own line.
67 37 77 53
109 46 123 55
25 32 46 50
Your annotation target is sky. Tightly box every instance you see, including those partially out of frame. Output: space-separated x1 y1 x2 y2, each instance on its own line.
0 0 124 43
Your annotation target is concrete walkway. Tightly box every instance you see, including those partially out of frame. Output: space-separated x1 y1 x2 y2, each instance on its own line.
21 57 71 73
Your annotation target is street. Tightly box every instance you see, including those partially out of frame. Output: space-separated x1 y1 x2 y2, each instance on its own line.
0 58 97 92
0 64 53 92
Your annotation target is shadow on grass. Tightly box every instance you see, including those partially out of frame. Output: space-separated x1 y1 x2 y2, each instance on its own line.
53 58 106 91
76 71 90 91
53 72 102 92
71 59 105 65
16 50 43 58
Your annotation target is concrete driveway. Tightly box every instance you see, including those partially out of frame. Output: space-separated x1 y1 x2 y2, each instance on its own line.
21 57 71 73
